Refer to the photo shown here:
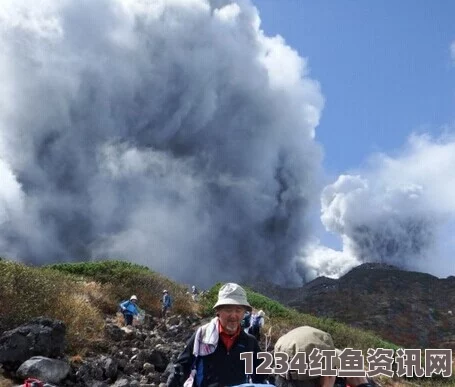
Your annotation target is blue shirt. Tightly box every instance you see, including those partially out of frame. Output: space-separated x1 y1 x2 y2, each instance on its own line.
120 300 139 315
162 293 171 308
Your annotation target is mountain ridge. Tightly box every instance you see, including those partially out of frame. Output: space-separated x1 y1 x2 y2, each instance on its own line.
248 263 455 348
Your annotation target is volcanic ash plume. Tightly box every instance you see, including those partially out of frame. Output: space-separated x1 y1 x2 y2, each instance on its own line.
0 0 324 286
304 134 455 280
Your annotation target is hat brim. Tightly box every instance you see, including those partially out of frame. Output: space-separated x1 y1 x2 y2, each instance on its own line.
213 298 252 311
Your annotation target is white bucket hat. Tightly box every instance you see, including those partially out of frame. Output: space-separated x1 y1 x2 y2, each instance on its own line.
130 295 138 301
213 283 252 311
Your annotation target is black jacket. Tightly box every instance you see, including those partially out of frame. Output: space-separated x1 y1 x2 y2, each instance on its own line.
167 328 267 387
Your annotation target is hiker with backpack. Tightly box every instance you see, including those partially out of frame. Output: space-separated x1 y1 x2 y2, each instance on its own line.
248 309 265 341
119 295 140 326
273 326 377 387
191 285 199 301
241 310 252 334
166 283 267 387
161 289 172 318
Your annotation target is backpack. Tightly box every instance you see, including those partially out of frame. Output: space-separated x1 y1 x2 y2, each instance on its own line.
251 315 262 329
241 313 251 328
23 379 44 387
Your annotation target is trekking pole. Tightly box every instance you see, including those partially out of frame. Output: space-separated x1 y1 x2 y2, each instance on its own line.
264 326 272 351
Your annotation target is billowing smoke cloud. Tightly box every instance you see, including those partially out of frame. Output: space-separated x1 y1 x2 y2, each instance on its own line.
301 134 455 280
0 0 324 286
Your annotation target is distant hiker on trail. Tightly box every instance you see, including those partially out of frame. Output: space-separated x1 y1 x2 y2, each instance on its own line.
191 285 199 301
248 309 265 341
274 326 377 387
161 289 172 318
119 295 139 326
241 310 252 334
166 282 266 387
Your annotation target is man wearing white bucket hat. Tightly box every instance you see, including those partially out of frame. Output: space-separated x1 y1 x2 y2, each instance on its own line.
167 283 267 387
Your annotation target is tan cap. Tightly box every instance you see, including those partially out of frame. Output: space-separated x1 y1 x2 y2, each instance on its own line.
213 283 252 311
274 326 339 380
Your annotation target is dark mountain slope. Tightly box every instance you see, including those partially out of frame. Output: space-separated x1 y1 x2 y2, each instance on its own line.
249 263 455 348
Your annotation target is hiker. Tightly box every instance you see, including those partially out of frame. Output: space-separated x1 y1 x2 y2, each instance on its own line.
241 310 252 334
248 309 265 341
191 285 199 301
273 326 377 387
166 282 267 387
119 295 140 326
161 289 172 318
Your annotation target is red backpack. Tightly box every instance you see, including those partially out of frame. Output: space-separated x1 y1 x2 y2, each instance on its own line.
23 378 44 387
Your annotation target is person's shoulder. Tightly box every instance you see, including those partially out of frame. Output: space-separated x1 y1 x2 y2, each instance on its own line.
184 328 198 345
239 330 258 347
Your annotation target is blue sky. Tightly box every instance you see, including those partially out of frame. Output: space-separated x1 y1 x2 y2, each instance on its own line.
253 0 455 176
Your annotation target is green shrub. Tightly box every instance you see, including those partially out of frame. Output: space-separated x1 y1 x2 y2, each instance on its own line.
46 260 152 283
0 260 66 329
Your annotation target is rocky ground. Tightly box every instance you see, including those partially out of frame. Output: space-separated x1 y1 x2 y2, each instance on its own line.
0 309 446 387
0 314 210 387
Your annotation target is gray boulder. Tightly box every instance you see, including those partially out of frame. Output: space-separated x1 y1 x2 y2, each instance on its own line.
112 378 131 387
103 357 118 380
75 355 119 385
16 356 70 384
0 317 66 369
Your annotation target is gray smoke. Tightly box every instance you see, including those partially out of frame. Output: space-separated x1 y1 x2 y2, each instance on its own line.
322 175 435 266
302 134 455 280
0 0 324 286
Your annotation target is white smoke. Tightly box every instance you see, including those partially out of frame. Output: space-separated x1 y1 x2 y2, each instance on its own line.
0 0 324 286
301 133 455 280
